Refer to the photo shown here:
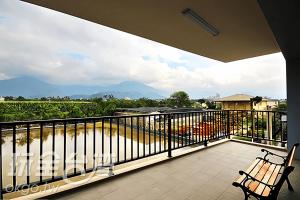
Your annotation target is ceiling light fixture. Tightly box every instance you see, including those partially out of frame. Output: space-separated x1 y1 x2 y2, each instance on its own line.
182 8 219 36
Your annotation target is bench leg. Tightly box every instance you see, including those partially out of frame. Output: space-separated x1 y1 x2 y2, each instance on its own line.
242 190 249 200
286 177 294 192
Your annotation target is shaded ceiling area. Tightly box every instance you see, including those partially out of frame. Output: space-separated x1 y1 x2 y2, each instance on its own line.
258 0 300 61
22 0 280 62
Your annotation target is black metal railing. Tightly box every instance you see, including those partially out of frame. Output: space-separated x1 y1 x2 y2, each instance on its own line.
227 110 287 146
0 110 287 198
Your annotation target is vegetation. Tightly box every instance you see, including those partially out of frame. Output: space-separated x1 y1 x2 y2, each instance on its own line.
0 101 102 121
168 91 191 107
0 91 222 122
274 101 287 111
250 96 263 104
232 136 252 142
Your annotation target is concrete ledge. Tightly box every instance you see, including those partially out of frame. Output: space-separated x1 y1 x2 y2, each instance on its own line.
230 138 287 152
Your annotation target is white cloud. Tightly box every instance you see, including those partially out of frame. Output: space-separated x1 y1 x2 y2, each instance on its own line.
0 0 286 99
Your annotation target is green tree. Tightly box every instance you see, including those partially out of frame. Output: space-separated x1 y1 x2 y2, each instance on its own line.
40 97 48 101
137 98 159 107
168 91 191 107
250 96 263 107
16 96 26 101
197 99 206 104
103 102 117 116
274 102 287 111
206 100 216 109
69 106 84 118
4 96 14 101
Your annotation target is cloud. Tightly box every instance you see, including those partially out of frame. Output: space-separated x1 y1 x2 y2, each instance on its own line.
0 0 286 99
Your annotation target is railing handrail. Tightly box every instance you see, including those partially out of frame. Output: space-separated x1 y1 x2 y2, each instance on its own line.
0 109 287 125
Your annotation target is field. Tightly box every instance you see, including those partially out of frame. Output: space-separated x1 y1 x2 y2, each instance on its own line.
0 101 111 122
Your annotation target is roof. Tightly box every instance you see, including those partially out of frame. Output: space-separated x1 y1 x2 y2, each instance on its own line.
21 0 279 62
215 94 277 102
215 94 254 102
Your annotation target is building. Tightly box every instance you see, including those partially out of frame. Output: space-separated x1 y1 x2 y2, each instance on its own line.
215 94 278 110
0 96 5 102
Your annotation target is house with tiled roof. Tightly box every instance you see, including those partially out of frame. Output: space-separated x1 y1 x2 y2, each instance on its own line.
215 94 278 110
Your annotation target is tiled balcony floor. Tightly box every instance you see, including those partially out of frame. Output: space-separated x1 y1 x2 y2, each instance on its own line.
50 141 300 200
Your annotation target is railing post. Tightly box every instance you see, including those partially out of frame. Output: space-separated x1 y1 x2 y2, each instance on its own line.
168 114 172 158
227 110 230 139
251 110 254 142
203 140 208 147
0 125 3 200
204 112 208 147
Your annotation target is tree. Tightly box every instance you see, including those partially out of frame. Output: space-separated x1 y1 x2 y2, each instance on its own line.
137 98 159 107
206 100 216 109
91 97 103 103
16 96 26 101
168 91 191 107
274 102 287 111
250 96 263 104
4 96 14 101
40 97 48 101
197 99 206 104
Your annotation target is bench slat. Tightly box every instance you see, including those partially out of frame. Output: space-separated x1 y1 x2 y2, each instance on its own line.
254 164 276 195
235 159 262 184
247 162 271 192
261 165 282 196
233 144 299 199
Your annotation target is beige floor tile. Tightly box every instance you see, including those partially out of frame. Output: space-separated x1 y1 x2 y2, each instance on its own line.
50 141 298 200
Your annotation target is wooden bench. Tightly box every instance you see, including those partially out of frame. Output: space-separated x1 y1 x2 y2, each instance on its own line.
233 143 299 200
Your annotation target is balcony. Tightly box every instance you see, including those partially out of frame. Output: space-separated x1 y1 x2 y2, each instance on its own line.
46 141 299 200
1 1 299 199
0 110 295 199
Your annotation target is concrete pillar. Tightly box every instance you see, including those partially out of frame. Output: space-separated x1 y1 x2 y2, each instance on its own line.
286 59 300 159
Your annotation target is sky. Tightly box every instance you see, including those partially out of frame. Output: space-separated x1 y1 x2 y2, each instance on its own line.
0 0 286 99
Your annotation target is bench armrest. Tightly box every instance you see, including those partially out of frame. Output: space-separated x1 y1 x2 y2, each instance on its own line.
256 156 285 166
238 170 275 189
261 149 286 163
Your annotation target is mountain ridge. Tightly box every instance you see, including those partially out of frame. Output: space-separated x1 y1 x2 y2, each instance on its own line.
0 76 164 99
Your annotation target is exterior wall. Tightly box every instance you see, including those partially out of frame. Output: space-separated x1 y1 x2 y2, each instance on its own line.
253 100 278 110
253 101 268 110
267 100 279 108
253 101 267 110
221 101 251 110
220 100 278 111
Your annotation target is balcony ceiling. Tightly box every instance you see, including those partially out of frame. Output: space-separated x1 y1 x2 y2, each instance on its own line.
22 0 280 62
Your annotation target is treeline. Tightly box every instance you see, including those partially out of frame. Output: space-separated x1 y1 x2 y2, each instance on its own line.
0 91 217 122
0 99 146 122
0 101 102 121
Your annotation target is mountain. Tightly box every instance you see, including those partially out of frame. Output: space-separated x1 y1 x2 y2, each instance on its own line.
0 76 164 99
95 81 164 99
0 76 58 97
74 81 164 99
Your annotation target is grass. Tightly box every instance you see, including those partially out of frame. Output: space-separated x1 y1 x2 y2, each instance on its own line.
232 136 252 142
